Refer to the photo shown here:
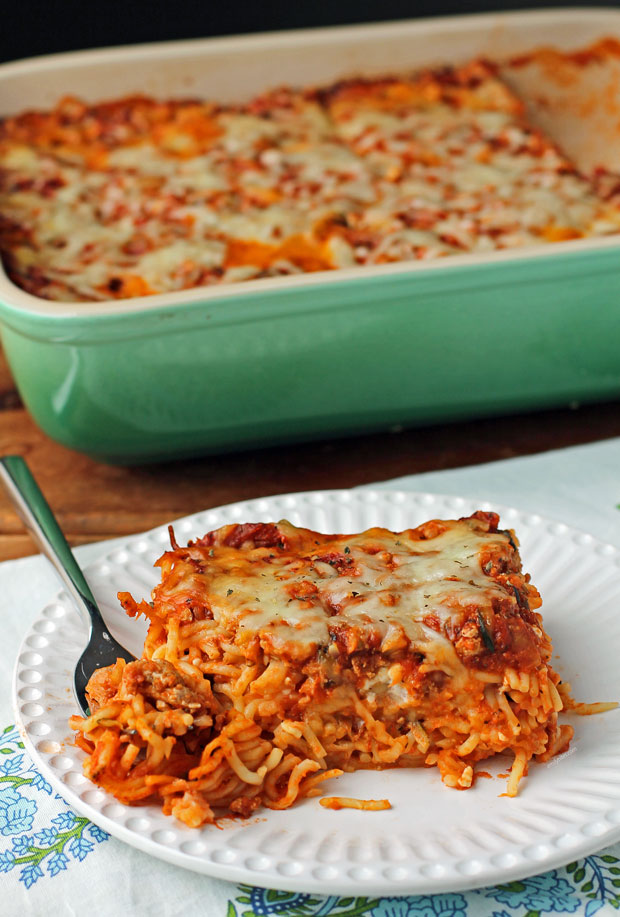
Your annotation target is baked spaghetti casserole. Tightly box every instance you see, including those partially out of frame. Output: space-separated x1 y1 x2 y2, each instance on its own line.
70 511 589 827
1 58 620 301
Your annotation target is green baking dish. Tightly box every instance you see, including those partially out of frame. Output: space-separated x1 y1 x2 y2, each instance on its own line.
1 9 620 464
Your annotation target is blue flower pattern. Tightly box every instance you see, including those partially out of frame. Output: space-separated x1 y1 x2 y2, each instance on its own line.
2 721 620 914
369 895 467 917
0 724 109 886
489 875 581 913
230 854 620 917
230 861 620 916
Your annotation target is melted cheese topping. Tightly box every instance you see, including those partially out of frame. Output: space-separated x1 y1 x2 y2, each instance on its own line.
155 516 535 675
1 61 618 302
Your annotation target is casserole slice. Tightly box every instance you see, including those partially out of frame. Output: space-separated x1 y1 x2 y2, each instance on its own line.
71 512 575 827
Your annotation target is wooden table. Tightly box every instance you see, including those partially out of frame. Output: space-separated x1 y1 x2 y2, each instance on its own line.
2 343 620 561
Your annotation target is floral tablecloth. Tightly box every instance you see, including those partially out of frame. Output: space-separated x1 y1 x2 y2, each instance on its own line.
3 437 620 916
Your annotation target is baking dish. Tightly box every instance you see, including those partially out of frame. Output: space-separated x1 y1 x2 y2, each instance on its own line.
1 8 620 464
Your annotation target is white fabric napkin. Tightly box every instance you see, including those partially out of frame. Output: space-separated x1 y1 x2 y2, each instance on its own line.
2 436 619 917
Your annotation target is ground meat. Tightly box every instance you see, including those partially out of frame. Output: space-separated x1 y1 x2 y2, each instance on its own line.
229 795 262 817
85 660 124 712
120 659 211 712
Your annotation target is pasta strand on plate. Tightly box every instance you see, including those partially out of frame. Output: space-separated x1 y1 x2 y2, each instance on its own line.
71 511 578 827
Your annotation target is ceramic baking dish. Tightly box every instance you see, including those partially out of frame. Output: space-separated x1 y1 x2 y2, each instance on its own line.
1 8 620 463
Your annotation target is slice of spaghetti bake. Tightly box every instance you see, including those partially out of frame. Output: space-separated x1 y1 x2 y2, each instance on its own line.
71 511 573 827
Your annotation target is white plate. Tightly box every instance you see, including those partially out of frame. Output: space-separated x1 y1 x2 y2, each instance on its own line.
12 489 620 896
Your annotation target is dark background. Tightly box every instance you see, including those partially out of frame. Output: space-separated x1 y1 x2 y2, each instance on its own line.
2 1 619 63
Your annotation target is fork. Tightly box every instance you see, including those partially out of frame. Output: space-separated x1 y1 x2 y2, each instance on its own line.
0 455 134 715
